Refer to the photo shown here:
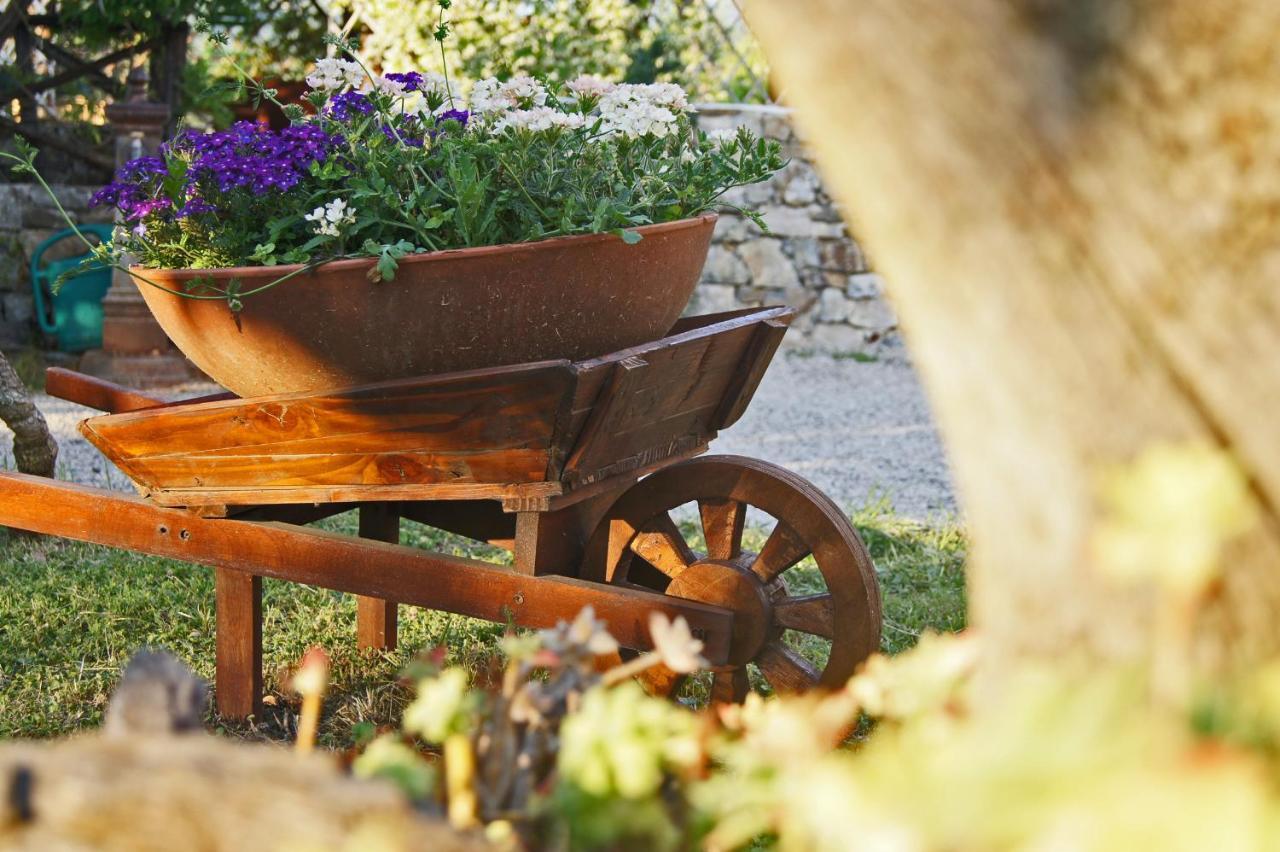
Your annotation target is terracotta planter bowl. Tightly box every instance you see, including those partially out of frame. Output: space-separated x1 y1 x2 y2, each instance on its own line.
134 214 717 397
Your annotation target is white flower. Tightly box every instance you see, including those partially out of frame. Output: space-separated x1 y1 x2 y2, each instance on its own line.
647 612 707 674
501 74 548 107
566 74 615 99
598 83 689 139
541 605 619 657
469 77 512 115
305 198 356 238
469 75 549 117
492 106 586 134
306 57 364 91
371 74 408 98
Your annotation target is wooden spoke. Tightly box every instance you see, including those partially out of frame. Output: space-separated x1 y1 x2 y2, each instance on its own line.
584 455 883 701
751 520 811 583
711 667 750 704
756 641 820 694
629 513 696 579
699 498 747 560
774 593 835 639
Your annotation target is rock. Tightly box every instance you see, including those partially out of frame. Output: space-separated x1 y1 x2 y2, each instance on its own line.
2 292 34 325
713 214 753 243
818 287 851 323
819 239 866 273
846 273 885 299
756 206 845 239
738 238 801 291
23 203 73 229
687 283 740 315
782 165 819 206
789 237 821 269
808 322 874 354
701 245 751 285
847 297 898 331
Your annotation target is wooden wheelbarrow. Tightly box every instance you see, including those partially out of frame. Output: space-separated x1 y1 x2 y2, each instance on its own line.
3 306 881 716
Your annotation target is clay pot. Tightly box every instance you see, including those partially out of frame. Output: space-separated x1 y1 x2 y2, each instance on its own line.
134 214 716 397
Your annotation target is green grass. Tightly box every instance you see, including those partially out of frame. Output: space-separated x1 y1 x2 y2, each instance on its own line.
0 504 965 745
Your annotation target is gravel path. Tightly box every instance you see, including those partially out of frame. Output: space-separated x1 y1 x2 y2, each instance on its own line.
2 353 957 520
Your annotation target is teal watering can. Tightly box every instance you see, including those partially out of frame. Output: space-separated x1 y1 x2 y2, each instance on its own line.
30 224 115 353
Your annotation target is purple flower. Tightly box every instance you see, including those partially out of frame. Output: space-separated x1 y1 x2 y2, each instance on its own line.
383 72 425 92
434 109 470 131
177 198 218 218
326 91 374 122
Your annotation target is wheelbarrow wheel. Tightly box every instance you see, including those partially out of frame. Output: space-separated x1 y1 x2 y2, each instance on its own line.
582 455 882 704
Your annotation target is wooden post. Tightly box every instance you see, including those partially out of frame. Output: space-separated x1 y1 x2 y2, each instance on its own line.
357 503 399 651
214 567 262 720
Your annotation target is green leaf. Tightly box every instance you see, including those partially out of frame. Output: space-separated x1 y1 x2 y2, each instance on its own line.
616 228 643 245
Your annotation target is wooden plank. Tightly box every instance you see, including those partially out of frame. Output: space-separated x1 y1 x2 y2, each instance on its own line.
79 361 575 497
0 473 734 664
45 368 164 414
45 367 233 413
357 504 400 651
215 567 262 720
144 480 562 509
715 318 792 430
561 316 775 484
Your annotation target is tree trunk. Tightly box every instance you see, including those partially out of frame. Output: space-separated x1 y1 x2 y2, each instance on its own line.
740 0 1280 673
0 354 56 477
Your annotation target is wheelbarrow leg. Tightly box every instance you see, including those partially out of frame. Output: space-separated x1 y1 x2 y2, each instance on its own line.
215 567 263 720
356 504 399 651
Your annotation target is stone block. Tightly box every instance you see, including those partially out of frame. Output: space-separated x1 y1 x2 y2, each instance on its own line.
846 297 898 331
738 238 801 291
23 203 72 229
756 206 845 239
818 239 866 273
686 282 740 316
808 322 874 354
818 287 851 323
2 291 34 325
846 273 885 299
789 237 820 269
782 165 819 206
700 244 751 285
713 214 753 243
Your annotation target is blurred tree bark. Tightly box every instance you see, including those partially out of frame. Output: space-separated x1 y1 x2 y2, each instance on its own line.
741 0 1280 674
0 353 56 477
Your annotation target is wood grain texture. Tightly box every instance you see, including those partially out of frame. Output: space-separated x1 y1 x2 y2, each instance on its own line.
742 0 1280 671
357 504 400 651
79 361 575 502
560 307 794 486
0 472 734 664
215 567 262 720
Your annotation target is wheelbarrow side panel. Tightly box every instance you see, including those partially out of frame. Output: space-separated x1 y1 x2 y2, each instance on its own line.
553 307 794 489
79 360 576 506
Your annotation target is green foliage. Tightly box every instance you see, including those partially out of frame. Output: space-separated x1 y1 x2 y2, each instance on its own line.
334 0 770 103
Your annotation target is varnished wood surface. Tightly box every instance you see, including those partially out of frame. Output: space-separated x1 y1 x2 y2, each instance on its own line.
357 504 400 651
215 567 262 719
56 307 792 509
0 472 734 664
80 361 575 500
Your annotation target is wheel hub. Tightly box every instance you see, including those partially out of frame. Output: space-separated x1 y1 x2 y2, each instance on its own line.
666 558 775 666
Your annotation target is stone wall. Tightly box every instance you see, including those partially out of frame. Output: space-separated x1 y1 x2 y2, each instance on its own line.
0 183 112 349
691 103 896 353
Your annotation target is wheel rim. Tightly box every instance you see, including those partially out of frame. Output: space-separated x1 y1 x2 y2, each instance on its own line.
583 455 882 701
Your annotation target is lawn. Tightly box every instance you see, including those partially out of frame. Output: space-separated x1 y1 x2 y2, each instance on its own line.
0 503 965 747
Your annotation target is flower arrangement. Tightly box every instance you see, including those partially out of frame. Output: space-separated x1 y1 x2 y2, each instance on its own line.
6 5 782 311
